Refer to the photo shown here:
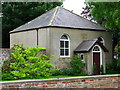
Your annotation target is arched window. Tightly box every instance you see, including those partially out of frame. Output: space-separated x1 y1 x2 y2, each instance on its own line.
93 46 100 52
97 37 104 45
60 35 70 57
92 45 102 66
79 53 85 63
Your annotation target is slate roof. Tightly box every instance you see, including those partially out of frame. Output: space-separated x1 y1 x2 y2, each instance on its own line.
74 40 108 53
10 6 106 33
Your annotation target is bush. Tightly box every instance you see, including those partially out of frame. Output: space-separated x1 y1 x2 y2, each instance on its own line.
53 55 86 76
62 68 75 76
106 41 120 74
70 55 85 75
52 55 87 76
100 65 104 74
93 63 97 74
52 69 62 76
2 44 58 80
106 59 120 74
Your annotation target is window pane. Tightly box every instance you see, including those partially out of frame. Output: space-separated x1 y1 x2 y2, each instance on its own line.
65 49 69 56
60 41 64 48
81 54 84 59
60 49 64 56
60 35 68 40
65 41 69 48
93 46 100 51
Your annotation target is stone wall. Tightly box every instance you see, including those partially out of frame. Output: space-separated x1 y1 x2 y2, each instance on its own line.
0 48 12 71
1 74 120 88
0 48 46 64
0 48 11 62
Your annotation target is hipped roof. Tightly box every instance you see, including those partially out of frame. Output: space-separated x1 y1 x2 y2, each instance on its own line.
74 40 108 53
10 6 106 33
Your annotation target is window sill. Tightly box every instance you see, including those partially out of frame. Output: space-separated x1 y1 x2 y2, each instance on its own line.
60 56 70 58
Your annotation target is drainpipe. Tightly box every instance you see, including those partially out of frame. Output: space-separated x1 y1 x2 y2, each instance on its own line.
36 29 38 46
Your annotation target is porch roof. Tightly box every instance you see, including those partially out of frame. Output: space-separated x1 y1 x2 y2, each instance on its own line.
74 40 109 53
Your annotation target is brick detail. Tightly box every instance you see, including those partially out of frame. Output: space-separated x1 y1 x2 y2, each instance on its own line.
1 74 120 88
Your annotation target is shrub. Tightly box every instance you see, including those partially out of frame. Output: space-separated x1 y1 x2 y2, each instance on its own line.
2 44 58 80
116 41 120 70
62 68 75 76
70 55 85 75
52 55 87 76
106 41 120 74
100 65 104 75
93 63 97 74
52 69 62 76
106 59 120 74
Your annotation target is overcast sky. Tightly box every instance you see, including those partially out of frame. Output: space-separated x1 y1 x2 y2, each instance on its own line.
63 0 86 15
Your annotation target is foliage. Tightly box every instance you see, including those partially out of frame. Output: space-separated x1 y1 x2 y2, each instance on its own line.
2 2 62 48
93 63 97 74
87 2 120 31
106 40 120 74
83 2 120 48
115 40 120 53
62 67 87 76
52 69 63 76
52 55 86 76
70 55 85 75
100 65 104 75
106 59 120 74
2 44 58 80
62 68 75 76
116 41 120 67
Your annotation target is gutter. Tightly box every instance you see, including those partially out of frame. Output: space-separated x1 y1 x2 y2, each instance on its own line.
10 26 106 34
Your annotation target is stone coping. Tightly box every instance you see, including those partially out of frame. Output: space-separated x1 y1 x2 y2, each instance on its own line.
0 74 120 84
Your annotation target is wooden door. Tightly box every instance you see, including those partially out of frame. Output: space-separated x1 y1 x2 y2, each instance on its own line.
93 52 100 75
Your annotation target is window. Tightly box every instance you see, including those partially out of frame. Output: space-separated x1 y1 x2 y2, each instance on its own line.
93 46 100 51
98 37 104 45
60 35 70 57
92 45 101 53
92 45 102 66
79 53 85 63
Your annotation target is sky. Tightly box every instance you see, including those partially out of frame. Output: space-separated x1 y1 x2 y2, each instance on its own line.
63 0 86 15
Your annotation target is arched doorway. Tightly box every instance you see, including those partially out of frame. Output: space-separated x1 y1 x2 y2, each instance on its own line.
92 45 102 75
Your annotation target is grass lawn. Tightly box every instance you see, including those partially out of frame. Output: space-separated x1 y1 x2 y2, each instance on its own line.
0 75 77 81
1 74 118 81
1 75 91 81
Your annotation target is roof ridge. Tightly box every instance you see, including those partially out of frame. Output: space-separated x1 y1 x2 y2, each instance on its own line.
49 6 59 26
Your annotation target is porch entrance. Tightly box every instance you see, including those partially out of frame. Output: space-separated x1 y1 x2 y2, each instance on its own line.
92 45 101 75
93 52 100 75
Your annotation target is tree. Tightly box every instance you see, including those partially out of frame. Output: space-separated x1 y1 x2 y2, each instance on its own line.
2 44 58 80
2 2 62 48
81 2 120 49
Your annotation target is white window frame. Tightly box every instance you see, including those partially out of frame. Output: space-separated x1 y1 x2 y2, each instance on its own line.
60 34 70 57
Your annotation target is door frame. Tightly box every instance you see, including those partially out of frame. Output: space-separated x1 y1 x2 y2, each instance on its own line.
92 45 102 74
